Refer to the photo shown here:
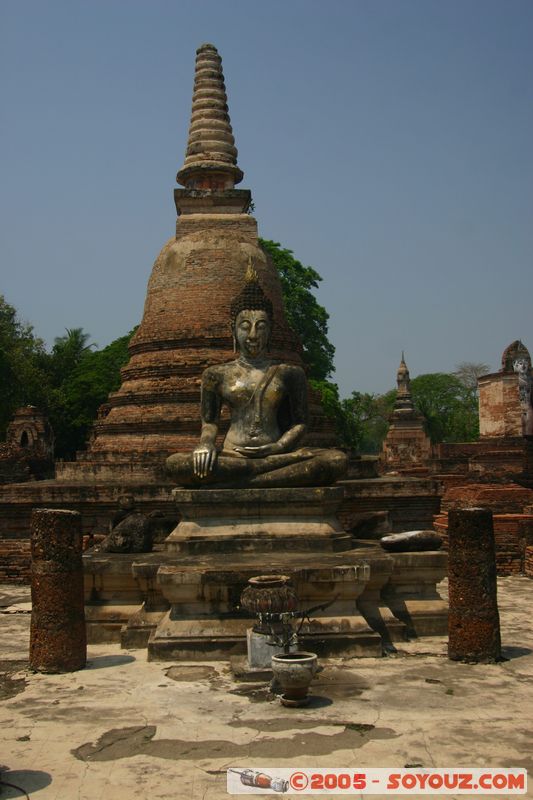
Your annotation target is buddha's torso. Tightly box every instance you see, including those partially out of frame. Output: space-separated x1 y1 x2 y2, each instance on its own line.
204 360 296 452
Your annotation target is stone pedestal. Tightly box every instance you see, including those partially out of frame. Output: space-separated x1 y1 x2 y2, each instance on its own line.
150 555 379 661
149 486 378 659
83 551 170 644
80 538 449 658
356 550 407 650
380 551 448 637
165 487 352 554
246 629 297 668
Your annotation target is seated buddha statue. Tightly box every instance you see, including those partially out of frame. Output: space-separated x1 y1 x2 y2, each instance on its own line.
165 264 347 488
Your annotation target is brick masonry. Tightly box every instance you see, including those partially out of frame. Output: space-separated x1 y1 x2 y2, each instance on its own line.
0 539 31 583
435 507 533 576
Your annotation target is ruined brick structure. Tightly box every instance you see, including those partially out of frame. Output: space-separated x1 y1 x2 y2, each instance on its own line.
0 407 54 485
447 508 501 663
381 354 432 474
434 485 533 575
478 340 531 438
433 340 533 577
6 406 54 458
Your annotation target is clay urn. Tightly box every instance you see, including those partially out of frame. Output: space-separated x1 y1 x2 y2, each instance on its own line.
271 651 318 707
240 575 299 616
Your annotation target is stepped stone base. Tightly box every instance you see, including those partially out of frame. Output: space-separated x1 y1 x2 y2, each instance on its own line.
151 551 378 660
82 543 448 659
165 486 352 554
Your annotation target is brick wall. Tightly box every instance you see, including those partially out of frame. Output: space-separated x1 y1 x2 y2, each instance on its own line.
0 539 31 583
478 373 522 438
341 478 441 533
434 511 533 576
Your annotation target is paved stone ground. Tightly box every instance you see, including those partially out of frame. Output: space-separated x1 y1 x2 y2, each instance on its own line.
0 578 532 799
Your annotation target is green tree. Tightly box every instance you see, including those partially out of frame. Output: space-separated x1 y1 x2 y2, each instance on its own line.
49 329 135 458
410 372 479 443
0 295 49 437
340 390 395 453
260 239 335 381
48 328 95 386
310 382 395 453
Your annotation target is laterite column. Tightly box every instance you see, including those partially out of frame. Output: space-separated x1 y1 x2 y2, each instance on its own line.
448 507 501 663
30 509 86 672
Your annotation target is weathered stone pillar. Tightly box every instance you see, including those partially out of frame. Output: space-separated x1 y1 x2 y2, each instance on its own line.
448 507 501 663
30 509 86 672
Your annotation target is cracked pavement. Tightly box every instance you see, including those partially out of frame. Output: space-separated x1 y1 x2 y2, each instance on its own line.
0 577 532 799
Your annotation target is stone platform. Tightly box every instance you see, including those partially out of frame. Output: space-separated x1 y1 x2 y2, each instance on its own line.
82 542 448 660
80 485 448 659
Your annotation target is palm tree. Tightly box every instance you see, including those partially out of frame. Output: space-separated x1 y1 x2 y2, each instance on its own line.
50 328 95 384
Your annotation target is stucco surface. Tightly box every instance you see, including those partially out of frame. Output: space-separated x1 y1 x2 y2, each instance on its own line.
0 577 532 799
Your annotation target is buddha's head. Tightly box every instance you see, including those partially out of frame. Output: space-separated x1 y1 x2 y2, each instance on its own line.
513 357 531 377
234 309 271 358
230 261 273 358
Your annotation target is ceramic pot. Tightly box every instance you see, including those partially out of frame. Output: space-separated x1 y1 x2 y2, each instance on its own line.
271 651 318 707
240 575 299 615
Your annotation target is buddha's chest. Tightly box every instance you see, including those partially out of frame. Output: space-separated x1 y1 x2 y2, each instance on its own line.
222 369 284 409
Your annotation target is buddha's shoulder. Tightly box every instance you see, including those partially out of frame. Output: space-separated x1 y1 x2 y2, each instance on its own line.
201 363 229 387
276 363 307 382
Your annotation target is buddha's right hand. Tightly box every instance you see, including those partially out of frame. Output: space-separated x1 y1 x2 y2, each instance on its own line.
193 445 217 478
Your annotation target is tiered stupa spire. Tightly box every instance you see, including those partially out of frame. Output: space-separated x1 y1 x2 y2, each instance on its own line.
394 352 415 411
177 43 243 190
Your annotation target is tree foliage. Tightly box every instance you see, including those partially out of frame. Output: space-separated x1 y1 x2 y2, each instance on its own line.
454 361 490 391
0 295 135 459
313 371 480 452
0 295 48 437
310 382 395 453
260 239 335 381
410 372 479 443
47 330 135 458
342 390 396 453
48 328 96 386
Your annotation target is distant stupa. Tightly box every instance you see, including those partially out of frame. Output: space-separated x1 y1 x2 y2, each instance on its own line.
381 354 432 473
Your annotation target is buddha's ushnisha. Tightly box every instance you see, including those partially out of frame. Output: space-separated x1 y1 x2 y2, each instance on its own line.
166 263 347 488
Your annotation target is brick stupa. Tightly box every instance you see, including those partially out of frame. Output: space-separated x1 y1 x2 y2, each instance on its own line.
381 354 432 474
60 43 334 479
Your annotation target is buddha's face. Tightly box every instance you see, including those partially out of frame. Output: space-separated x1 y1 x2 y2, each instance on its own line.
235 309 271 359
513 358 530 376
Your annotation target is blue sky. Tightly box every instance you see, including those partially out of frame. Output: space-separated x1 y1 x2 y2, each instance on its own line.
1 0 532 395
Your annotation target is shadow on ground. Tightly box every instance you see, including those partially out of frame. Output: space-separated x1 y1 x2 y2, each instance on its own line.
85 655 136 670
0 769 52 798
